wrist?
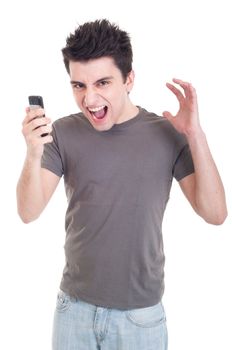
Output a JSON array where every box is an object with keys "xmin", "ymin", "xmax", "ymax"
[
  {"xmin": 185, "ymin": 128, "xmax": 208, "ymax": 153},
  {"xmin": 184, "ymin": 125, "xmax": 206, "ymax": 142},
  {"xmin": 25, "ymin": 151, "xmax": 42, "ymax": 164}
]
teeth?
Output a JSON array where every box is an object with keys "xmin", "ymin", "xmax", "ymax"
[{"xmin": 88, "ymin": 105, "xmax": 105, "ymax": 112}]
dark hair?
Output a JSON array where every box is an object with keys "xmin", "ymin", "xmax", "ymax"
[{"xmin": 62, "ymin": 19, "xmax": 133, "ymax": 82}]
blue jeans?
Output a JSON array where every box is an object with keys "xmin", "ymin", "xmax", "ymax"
[{"xmin": 52, "ymin": 290, "xmax": 168, "ymax": 350}]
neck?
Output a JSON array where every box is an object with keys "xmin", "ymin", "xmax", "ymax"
[{"xmin": 117, "ymin": 100, "xmax": 139, "ymax": 124}]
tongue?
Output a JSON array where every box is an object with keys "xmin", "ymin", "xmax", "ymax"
[{"xmin": 93, "ymin": 108, "xmax": 106, "ymax": 119}]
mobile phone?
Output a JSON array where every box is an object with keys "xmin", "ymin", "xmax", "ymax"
[
  {"xmin": 28, "ymin": 95, "xmax": 48, "ymax": 137},
  {"xmin": 28, "ymin": 95, "xmax": 44, "ymax": 109}
]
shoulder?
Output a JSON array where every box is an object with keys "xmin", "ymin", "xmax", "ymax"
[
  {"xmin": 140, "ymin": 107, "xmax": 173, "ymax": 130},
  {"xmin": 52, "ymin": 112, "xmax": 85, "ymax": 129},
  {"xmin": 140, "ymin": 107, "xmax": 180, "ymax": 134},
  {"xmin": 51, "ymin": 112, "xmax": 91, "ymax": 139},
  {"xmin": 140, "ymin": 107, "xmax": 188, "ymax": 148}
]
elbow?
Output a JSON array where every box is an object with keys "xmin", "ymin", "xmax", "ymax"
[
  {"xmin": 17, "ymin": 198, "xmax": 42, "ymax": 224},
  {"xmin": 20, "ymin": 216, "xmax": 34, "ymax": 224},
  {"xmin": 203, "ymin": 210, "xmax": 228, "ymax": 226},
  {"xmin": 18, "ymin": 214, "xmax": 38, "ymax": 224},
  {"xmin": 212, "ymin": 213, "xmax": 228, "ymax": 226},
  {"xmin": 17, "ymin": 208, "xmax": 40, "ymax": 224},
  {"xmin": 194, "ymin": 202, "xmax": 228, "ymax": 226}
]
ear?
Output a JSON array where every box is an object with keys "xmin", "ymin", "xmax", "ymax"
[{"xmin": 125, "ymin": 70, "xmax": 135, "ymax": 94}]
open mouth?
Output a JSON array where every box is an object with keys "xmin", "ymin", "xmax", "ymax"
[{"xmin": 88, "ymin": 105, "xmax": 108, "ymax": 121}]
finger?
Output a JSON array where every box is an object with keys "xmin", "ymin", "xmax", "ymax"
[
  {"xmin": 23, "ymin": 115, "xmax": 51, "ymax": 130},
  {"xmin": 32, "ymin": 124, "xmax": 53, "ymax": 138},
  {"xmin": 172, "ymin": 78, "xmax": 189, "ymax": 85},
  {"xmin": 22, "ymin": 117, "xmax": 52, "ymax": 137},
  {"xmin": 27, "ymin": 133, "xmax": 53, "ymax": 149},
  {"xmin": 162, "ymin": 111, "xmax": 174, "ymax": 120},
  {"xmin": 41, "ymin": 134, "xmax": 53, "ymax": 144},
  {"xmin": 166, "ymin": 83, "xmax": 185, "ymax": 104},
  {"xmin": 172, "ymin": 78, "xmax": 196, "ymax": 100},
  {"xmin": 23, "ymin": 108, "xmax": 46, "ymax": 125},
  {"xmin": 25, "ymin": 129, "xmax": 53, "ymax": 145}
]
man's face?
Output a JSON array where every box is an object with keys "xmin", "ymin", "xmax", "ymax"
[{"xmin": 69, "ymin": 57, "xmax": 135, "ymax": 131}]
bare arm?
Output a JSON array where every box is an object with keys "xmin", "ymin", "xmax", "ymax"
[
  {"xmin": 163, "ymin": 79, "xmax": 227, "ymax": 225},
  {"xmin": 179, "ymin": 131, "xmax": 227, "ymax": 225},
  {"xmin": 17, "ymin": 107, "xmax": 60, "ymax": 223}
]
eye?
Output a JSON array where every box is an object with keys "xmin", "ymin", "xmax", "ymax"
[
  {"xmin": 98, "ymin": 80, "xmax": 110, "ymax": 87},
  {"xmin": 72, "ymin": 82, "xmax": 85, "ymax": 90}
]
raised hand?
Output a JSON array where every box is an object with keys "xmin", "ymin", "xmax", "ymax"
[
  {"xmin": 22, "ymin": 107, "xmax": 53, "ymax": 159},
  {"xmin": 163, "ymin": 78, "xmax": 201, "ymax": 137}
]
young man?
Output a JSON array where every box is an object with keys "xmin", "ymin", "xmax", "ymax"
[{"xmin": 17, "ymin": 19, "xmax": 227, "ymax": 350}]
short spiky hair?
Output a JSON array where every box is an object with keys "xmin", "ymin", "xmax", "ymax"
[{"xmin": 62, "ymin": 19, "xmax": 133, "ymax": 81}]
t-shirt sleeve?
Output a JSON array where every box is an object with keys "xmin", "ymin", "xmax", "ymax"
[
  {"xmin": 41, "ymin": 124, "xmax": 64, "ymax": 177},
  {"xmin": 172, "ymin": 143, "xmax": 195, "ymax": 181}
]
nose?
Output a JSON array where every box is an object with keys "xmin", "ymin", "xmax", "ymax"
[{"xmin": 84, "ymin": 86, "xmax": 99, "ymax": 107}]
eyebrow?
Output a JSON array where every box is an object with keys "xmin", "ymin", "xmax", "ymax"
[{"xmin": 70, "ymin": 76, "xmax": 114, "ymax": 85}]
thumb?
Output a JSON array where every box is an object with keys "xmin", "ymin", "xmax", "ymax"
[{"xmin": 162, "ymin": 111, "xmax": 173, "ymax": 121}]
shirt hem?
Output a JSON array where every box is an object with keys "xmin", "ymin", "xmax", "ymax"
[{"xmin": 60, "ymin": 284, "xmax": 162, "ymax": 310}]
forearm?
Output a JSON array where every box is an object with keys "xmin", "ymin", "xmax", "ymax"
[
  {"xmin": 187, "ymin": 128, "xmax": 227, "ymax": 224},
  {"xmin": 17, "ymin": 106, "xmax": 54, "ymax": 223},
  {"xmin": 17, "ymin": 156, "xmax": 46, "ymax": 223}
]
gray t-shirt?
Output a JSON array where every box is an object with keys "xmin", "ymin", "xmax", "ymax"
[{"xmin": 41, "ymin": 107, "xmax": 194, "ymax": 309}]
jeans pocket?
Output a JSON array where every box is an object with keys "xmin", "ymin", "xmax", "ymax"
[
  {"xmin": 55, "ymin": 290, "xmax": 71, "ymax": 313},
  {"xmin": 126, "ymin": 302, "xmax": 166, "ymax": 328}
]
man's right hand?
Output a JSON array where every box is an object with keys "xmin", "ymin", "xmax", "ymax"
[
  {"xmin": 17, "ymin": 107, "xmax": 59, "ymax": 223},
  {"xmin": 22, "ymin": 107, "xmax": 53, "ymax": 159}
]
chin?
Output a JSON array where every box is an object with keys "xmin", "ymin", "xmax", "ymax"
[{"xmin": 88, "ymin": 115, "xmax": 114, "ymax": 132}]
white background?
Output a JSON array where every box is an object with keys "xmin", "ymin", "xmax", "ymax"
[{"xmin": 0, "ymin": 0, "xmax": 231, "ymax": 349}]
